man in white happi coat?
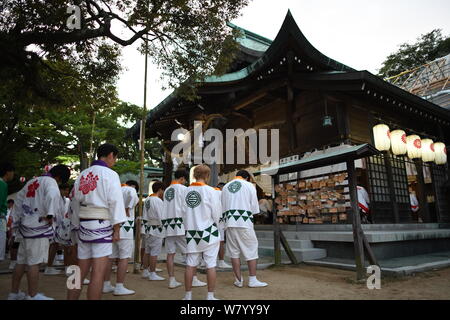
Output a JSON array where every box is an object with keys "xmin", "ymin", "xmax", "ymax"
[
  {"xmin": 8, "ymin": 165, "xmax": 71, "ymax": 300},
  {"xmin": 103, "ymin": 180, "xmax": 139, "ymax": 295},
  {"xmin": 182, "ymin": 165, "xmax": 221, "ymax": 300},
  {"xmin": 67, "ymin": 143, "xmax": 127, "ymax": 300},
  {"xmin": 142, "ymin": 181, "xmax": 166, "ymax": 281},
  {"xmin": 162, "ymin": 169, "xmax": 206, "ymax": 289},
  {"xmin": 214, "ymin": 182, "xmax": 231, "ymax": 269},
  {"xmin": 221, "ymin": 170, "xmax": 268, "ymax": 288}
]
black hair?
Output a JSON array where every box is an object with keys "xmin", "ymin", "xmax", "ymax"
[
  {"xmin": 126, "ymin": 180, "xmax": 139, "ymax": 193},
  {"xmin": 97, "ymin": 143, "xmax": 119, "ymax": 159},
  {"xmin": 152, "ymin": 181, "xmax": 164, "ymax": 193},
  {"xmin": 59, "ymin": 183, "xmax": 71, "ymax": 190},
  {"xmin": 0, "ymin": 162, "xmax": 15, "ymax": 177},
  {"xmin": 7, "ymin": 199, "xmax": 14, "ymax": 204},
  {"xmin": 174, "ymin": 169, "xmax": 189, "ymax": 181},
  {"xmin": 217, "ymin": 182, "xmax": 226, "ymax": 188},
  {"xmin": 49, "ymin": 165, "xmax": 71, "ymax": 184},
  {"xmin": 236, "ymin": 170, "xmax": 251, "ymax": 181}
]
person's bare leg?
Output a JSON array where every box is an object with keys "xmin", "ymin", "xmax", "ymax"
[
  {"xmin": 247, "ymin": 259, "xmax": 257, "ymax": 277},
  {"xmin": 104, "ymin": 259, "xmax": 114, "ymax": 282},
  {"xmin": 11, "ymin": 264, "xmax": 26, "ymax": 293},
  {"xmin": 63, "ymin": 246, "xmax": 69, "ymax": 266},
  {"xmin": 231, "ymin": 258, "xmax": 242, "ymax": 280},
  {"xmin": 142, "ymin": 253, "xmax": 150, "ymax": 270},
  {"xmin": 68, "ymin": 245, "xmax": 78, "ymax": 266},
  {"xmin": 26, "ymin": 264, "xmax": 40, "ymax": 297},
  {"xmin": 206, "ymin": 267, "xmax": 216, "ymax": 293},
  {"xmin": 87, "ymin": 256, "xmax": 109, "ymax": 300},
  {"xmin": 149, "ymin": 255, "xmax": 158, "ymax": 272},
  {"xmin": 218, "ymin": 242, "xmax": 225, "ymax": 260},
  {"xmin": 116, "ymin": 258, "xmax": 128, "ymax": 284},
  {"xmin": 140, "ymin": 248, "xmax": 145, "ymax": 266},
  {"xmin": 167, "ymin": 253, "xmax": 175, "ymax": 277},
  {"xmin": 67, "ymin": 258, "xmax": 91, "ymax": 300},
  {"xmin": 47, "ymin": 242, "xmax": 58, "ymax": 267},
  {"xmin": 184, "ymin": 266, "xmax": 196, "ymax": 292}
]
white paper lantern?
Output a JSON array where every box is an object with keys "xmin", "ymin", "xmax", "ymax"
[
  {"xmin": 390, "ymin": 130, "xmax": 407, "ymax": 155},
  {"xmin": 406, "ymin": 135, "xmax": 422, "ymax": 159},
  {"xmin": 373, "ymin": 124, "xmax": 391, "ymax": 151},
  {"xmin": 421, "ymin": 139, "xmax": 435, "ymax": 162},
  {"xmin": 434, "ymin": 142, "xmax": 447, "ymax": 165}
]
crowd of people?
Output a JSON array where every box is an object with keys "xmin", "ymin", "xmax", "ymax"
[{"xmin": 1, "ymin": 143, "xmax": 268, "ymax": 300}]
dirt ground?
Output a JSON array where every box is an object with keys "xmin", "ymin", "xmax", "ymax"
[{"xmin": 1, "ymin": 263, "xmax": 450, "ymax": 300}]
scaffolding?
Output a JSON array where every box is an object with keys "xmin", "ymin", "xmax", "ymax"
[{"xmin": 385, "ymin": 54, "xmax": 450, "ymax": 109}]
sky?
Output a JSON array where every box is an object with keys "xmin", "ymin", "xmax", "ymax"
[{"xmin": 116, "ymin": 0, "xmax": 450, "ymax": 117}]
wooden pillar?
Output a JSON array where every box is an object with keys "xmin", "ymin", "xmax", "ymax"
[
  {"xmin": 347, "ymin": 160, "xmax": 366, "ymax": 280},
  {"xmin": 383, "ymin": 152, "xmax": 400, "ymax": 223},
  {"xmin": 273, "ymin": 176, "xmax": 282, "ymax": 265},
  {"xmin": 414, "ymin": 159, "xmax": 431, "ymax": 222}
]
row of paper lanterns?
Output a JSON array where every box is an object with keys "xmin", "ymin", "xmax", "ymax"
[{"xmin": 373, "ymin": 124, "xmax": 447, "ymax": 165}]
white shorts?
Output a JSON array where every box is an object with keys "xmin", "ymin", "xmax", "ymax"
[
  {"xmin": 226, "ymin": 227, "xmax": 259, "ymax": 261},
  {"xmin": 17, "ymin": 237, "xmax": 49, "ymax": 266},
  {"xmin": 186, "ymin": 243, "xmax": 220, "ymax": 269},
  {"xmin": 219, "ymin": 227, "xmax": 225, "ymax": 242},
  {"xmin": 78, "ymin": 241, "xmax": 112, "ymax": 260},
  {"xmin": 140, "ymin": 234, "xmax": 147, "ymax": 249},
  {"xmin": 110, "ymin": 239, "xmax": 134, "ymax": 259},
  {"xmin": 145, "ymin": 235, "xmax": 163, "ymax": 256},
  {"xmin": 165, "ymin": 236, "xmax": 187, "ymax": 254}
]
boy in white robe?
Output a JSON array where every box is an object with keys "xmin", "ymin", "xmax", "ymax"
[
  {"xmin": 44, "ymin": 184, "xmax": 71, "ymax": 275},
  {"xmin": 182, "ymin": 165, "xmax": 221, "ymax": 300},
  {"xmin": 162, "ymin": 169, "xmax": 206, "ymax": 289},
  {"xmin": 221, "ymin": 170, "xmax": 268, "ymax": 288},
  {"xmin": 8, "ymin": 165, "xmax": 71, "ymax": 300},
  {"xmin": 143, "ymin": 181, "xmax": 165, "ymax": 281},
  {"xmin": 67, "ymin": 143, "xmax": 127, "ymax": 300},
  {"xmin": 103, "ymin": 180, "xmax": 139, "ymax": 295}
]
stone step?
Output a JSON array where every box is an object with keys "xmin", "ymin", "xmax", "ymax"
[
  {"xmin": 257, "ymin": 229, "xmax": 450, "ymax": 243},
  {"xmin": 258, "ymin": 246, "xmax": 327, "ymax": 262},
  {"xmin": 255, "ymin": 223, "xmax": 450, "ymax": 232},
  {"xmin": 258, "ymin": 238, "xmax": 314, "ymax": 249}
]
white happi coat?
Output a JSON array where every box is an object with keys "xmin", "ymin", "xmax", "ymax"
[
  {"xmin": 71, "ymin": 162, "xmax": 127, "ymax": 243},
  {"xmin": 54, "ymin": 197, "xmax": 72, "ymax": 245},
  {"xmin": 143, "ymin": 195, "xmax": 164, "ymax": 238},
  {"xmin": 213, "ymin": 188, "xmax": 225, "ymax": 235},
  {"xmin": 182, "ymin": 183, "xmax": 221, "ymax": 253},
  {"xmin": 11, "ymin": 176, "xmax": 61, "ymax": 239},
  {"xmin": 162, "ymin": 182, "xmax": 186, "ymax": 237},
  {"xmin": 221, "ymin": 177, "xmax": 260, "ymax": 229},
  {"xmin": 121, "ymin": 185, "xmax": 139, "ymax": 240},
  {"xmin": 357, "ymin": 186, "xmax": 370, "ymax": 214}
]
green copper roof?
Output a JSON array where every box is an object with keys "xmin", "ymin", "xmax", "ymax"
[{"xmin": 227, "ymin": 22, "xmax": 273, "ymax": 52}]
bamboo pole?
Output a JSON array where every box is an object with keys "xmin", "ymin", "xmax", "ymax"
[{"xmin": 134, "ymin": 33, "xmax": 149, "ymax": 274}]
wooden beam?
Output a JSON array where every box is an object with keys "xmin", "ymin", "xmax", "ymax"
[
  {"xmin": 233, "ymin": 92, "xmax": 268, "ymax": 110},
  {"xmin": 347, "ymin": 159, "xmax": 366, "ymax": 280},
  {"xmin": 280, "ymin": 231, "xmax": 298, "ymax": 264}
]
